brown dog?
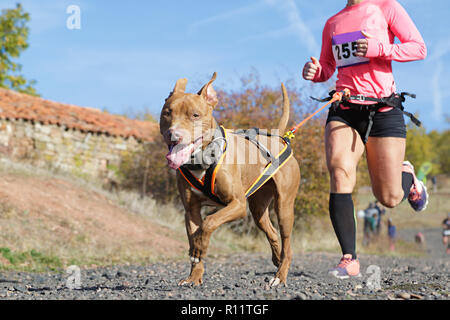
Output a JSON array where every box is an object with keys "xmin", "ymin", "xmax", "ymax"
[{"xmin": 159, "ymin": 73, "xmax": 300, "ymax": 286}]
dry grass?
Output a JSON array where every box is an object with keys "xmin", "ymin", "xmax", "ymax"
[
  {"xmin": 358, "ymin": 236, "xmax": 426, "ymax": 257},
  {"xmin": 0, "ymin": 158, "xmax": 447, "ymax": 272},
  {"xmin": 0, "ymin": 159, "xmax": 189, "ymax": 271}
]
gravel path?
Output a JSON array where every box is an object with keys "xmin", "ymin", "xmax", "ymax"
[{"xmin": 0, "ymin": 239, "xmax": 448, "ymax": 300}]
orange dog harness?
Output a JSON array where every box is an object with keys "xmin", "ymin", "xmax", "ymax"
[{"xmin": 178, "ymin": 126, "xmax": 293, "ymax": 206}]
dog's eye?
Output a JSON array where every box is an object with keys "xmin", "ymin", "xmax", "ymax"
[
  {"xmin": 162, "ymin": 109, "xmax": 171, "ymax": 117},
  {"xmin": 192, "ymin": 113, "xmax": 200, "ymax": 120}
]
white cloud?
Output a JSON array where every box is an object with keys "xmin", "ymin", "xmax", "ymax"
[
  {"xmin": 427, "ymin": 38, "xmax": 450, "ymax": 120},
  {"xmin": 238, "ymin": 25, "xmax": 295, "ymax": 43},
  {"xmin": 428, "ymin": 39, "xmax": 450, "ymax": 62},
  {"xmin": 263, "ymin": 0, "xmax": 319, "ymax": 54},
  {"xmin": 188, "ymin": 2, "xmax": 264, "ymax": 35},
  {"xmin": 38, "ymin": 47, "xmax": 223, "ymax": 92},
  {"xmin": 431, "ymin": 61, "xmax": 443, "ymax": 120},
  {"xmin": 187, "ymin": 0, "xmax": 320, "ymax": 55}
]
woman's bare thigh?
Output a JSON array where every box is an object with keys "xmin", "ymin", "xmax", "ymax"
[{"xmin": 325, "ymin": 121, "xmax": 365, "ymax": 193}]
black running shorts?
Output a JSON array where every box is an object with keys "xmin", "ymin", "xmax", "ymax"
[{"xmin": 326, "ymin": 104, "xmax": 407, "ymax": 143}]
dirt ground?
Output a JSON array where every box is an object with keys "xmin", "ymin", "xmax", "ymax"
[{"xmin": 0, "ymin": 172, "xmax": 187, "ymax": 267}]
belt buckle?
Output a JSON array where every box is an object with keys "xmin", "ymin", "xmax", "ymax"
[{"xmin": 355, "ymin": 94, "xmax": 365, "ymax": 102}]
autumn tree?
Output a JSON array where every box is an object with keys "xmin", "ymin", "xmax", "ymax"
[
  {"xmin": 119, "ymin": 136, "xmax": 179, "ymax": 204},
  {"xmin": 118, "ymin": 114, "xmax": 178, "ymax": 204},
  {"xmin": 214, "ymin": 74, "xmax": 331, "ymax": 230}
]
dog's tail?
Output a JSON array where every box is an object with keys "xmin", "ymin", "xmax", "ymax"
[{"xmin": 277, "ymin": 83, "xmax": 290, "ymax": 133}]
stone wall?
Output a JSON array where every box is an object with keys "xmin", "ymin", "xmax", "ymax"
[{"xmin": 0, "ymin": 117, "xmax": 146, "ymax": 181}]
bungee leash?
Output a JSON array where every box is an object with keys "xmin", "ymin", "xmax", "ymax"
[{"xmin": 284, "ymin": 88, "xmax": 350, "ymax": 140}]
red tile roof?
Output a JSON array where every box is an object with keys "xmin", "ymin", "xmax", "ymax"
[{"xmin": 0, "ymin": 88, "xmax": 158, "ymax": 142}]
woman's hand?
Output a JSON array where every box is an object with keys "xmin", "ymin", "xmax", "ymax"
[
  {"xmin": 302, "ymin": 57, "xmax": 320, "ymax": 81},
  {"xmin": 355, "ymin": 30, "xmax": 373, "ymax": 57},
  {"xmin": 355, "ymin": 39, "xmax": 369, "ymax": 57}
]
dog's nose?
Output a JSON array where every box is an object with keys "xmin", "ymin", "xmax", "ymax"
[{"xmin": 168, "ymin": 129, "xmax": 182, "ymax": 143}]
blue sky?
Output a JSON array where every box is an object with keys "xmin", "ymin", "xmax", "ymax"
[{"xmin": 3, "ymin": 0, "xmax": 449, "ymax": 131}]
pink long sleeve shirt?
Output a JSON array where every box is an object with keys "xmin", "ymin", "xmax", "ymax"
[{"xmin": 313, "ymin": 0, "xmax": 427, "ymax": 104}]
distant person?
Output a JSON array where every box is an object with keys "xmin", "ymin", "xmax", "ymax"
[
  {"xmin": 431, "ymin": 176, "xmax": 437, "ymax": 193},
  {"xmin": 387, "ymin": 218, "xmax": 396, "ymax": 251},
  {"xmin": 374, "ymin": 200, "xmax": 386, "ymax": 236},
  {"xmin": 415, "ymin": 232, "xmax": 425, "ymax": 246},
  {"xmin": 442, "ymin": 214, "xmax": 450, "ymax": 254},
  {"xmin": 363, "ymin": 203, "xmax": 378, "ymax": 246}
]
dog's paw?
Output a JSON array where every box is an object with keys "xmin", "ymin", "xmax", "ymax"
[
  {"xmin": 178, "ymin": 277, "xmax": 202, "ymax": 286},
  {"xmin": 269, "ymin": 277, "xmax": 280, "ymax": 287},
  {"xmin": 178, "ymin": 279, "xmax": 192, "ymax": 286},
  {"xmin": 268, "ymin": 277, "xmax": 287, "ymax": 287},
  {"xmin": 178, "ymin": 259, "xmax": 204, "ymax": 286}
]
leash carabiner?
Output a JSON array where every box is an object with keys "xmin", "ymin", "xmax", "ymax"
[{"xmin": 284, "ymin": 88, "xmax": 350, "ymax": 139}]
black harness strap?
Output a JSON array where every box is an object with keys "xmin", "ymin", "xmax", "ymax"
[
  {"xmin": 179, "ymin": 167, "xmax": 227, "ymax": 206},
  {"xmin": 365, "ymin": 110, "xmax": 377, "ymax": 143},
  {"xmin": 233, "ymin": 128, "xmax": 278, "ymax": 163},
  {"xmin": 244, "ymin": 137, "xmax": 292, "ymax": 198},
  {"xmin": 312, "ymin": 90, "xmax": 421, "ymax": 143},
  {"xmin": 232, "ymin": 128, "xmax": 293, "ymax": 198}
]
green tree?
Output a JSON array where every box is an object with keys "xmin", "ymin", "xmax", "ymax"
[
  {"xmin": 437, "ymin": 130, "xmax": 450, "ymax": 174},
  {"xmin": 405, "ymin": 123, "xmax": 435, "ymax": 174},
  {"xmin": 429, "ymin": 129, "xmax": 450, "ymax": 175},
  {"xmin": 0, "ymin": 3, "xmax": 38, "ymax": 96}
]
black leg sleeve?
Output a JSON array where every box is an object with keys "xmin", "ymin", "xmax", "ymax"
[
  {"xmin": 402, "ymin": 172, "xmax": 414, "ymax": 201},
  {"xmin": 329, "ymin": 193, "xmax": 357, "ymax": 259}
]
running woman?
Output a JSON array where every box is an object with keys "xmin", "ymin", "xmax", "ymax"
[{"xmin": 302, "ymin": 0, "xmax": 428, "ymax": 279}]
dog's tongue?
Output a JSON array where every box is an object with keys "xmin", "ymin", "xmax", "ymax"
[{"xmin": 166, "ymin": 143, "xmax": 194, "ymax": 170}]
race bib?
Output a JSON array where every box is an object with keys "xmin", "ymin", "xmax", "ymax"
[{"xmin": 332, "ymin": 31, "xmax": 370, "ymax": 68}]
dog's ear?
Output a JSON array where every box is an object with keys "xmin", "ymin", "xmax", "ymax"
[
  {"xmin": 166, "ymin": 78, "xmax": 188, "ymax": 101},
  {"xmin": 173, "ymin": 78, "xmax": 188, "ymax": 93},
  {"xmin": 198, "ymin": 72, "xmax": 218, "ymax": 108}
]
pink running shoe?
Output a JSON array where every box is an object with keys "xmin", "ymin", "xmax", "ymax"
[
  {"xmin": 328, "ymin": 254, "xmax": 361, "ymax": 279},
  {"xmin": 402, "ymin": 161, "xmax": 429, "ymax": 212}
]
